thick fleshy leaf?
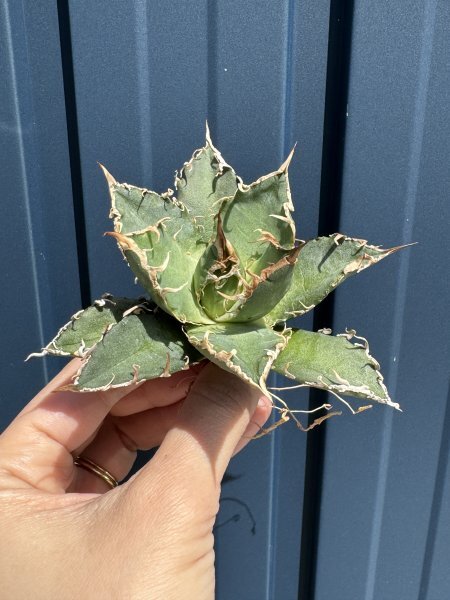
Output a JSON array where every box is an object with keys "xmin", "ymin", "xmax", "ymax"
[
  {"xmin": 184, "ymin": 322, "xmax": 289, "ymax": 395},
  {"xmin": 103, "ymin": 164, "xmax": 213, "ymax": 323},
  {"xmin": 27, "ymin": 295, "xmax": 145, "ymax": 359},
  {"xmin": 107, "ymin": 209, "xmax": 213, "ymax": 324},
  {"xmin": 224, "ymin": 246, "xmax": 301, "ymax": 322},
  {"xmin": 194, "ymin": 213, "xmax": 301, "ymax": 322},
  {"xmin": 71, "ymin": 311, "xmax": 202, "ymax": 391},
  {"xmin": 192, "ymin": 214, "xmax": 246, "ymax": 320},
  {"xmin": 101, "ymin": 167, "xmax": 177, "ymax": 236},
  {"xmin": 272, "ymin": 328, "xmax": 399, "ymax": 408},
  {"xmin": 221, "ymin": 149, "xmax": 296, "ymax": 275},
  {"xmin": 174, "ymin": 125, "xmax": 240, "ymax": 244},
  {"xmin": 265, "ymin": 235, "xmax": 406, "ymax": 326}
]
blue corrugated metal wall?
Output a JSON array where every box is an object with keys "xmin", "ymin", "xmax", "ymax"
[{"xmin": 1, "ymin": 1, "xmax": 449, "ymax": 598}]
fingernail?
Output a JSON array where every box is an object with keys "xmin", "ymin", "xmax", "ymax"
[{"xmin": 258, "ymin": 396, "xmax": 269, "ymax": 407}]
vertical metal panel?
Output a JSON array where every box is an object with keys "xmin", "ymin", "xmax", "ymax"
[
  {"xmin": 271, "ymin": 6, "xmax": 331, "ymax": 598},
  {"xmin": 314, "ymin": 2, "xmax": 450, "ymax": 599},
  {"xmin": 202, "ymin": 0, "xmax": 292, "ymax": 591},
  {"xmin": 67, "ymin": 0, "xmax": 210, "ymax": 299},
  {"xmin": 67, "ymin": 3, "xmax": 273, "ymax": 598},
  {"xmin": 0, "ymin": 0, "xmax": 80, "ymax": 430},
  {"xmin": 66, "ymin": 2, "xmax": 330, "ymax": 599},
  {"xmin": 208, "ymin": 2, "xmax": 330, "ymax": 599}
]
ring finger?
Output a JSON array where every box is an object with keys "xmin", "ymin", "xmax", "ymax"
[
  {"xmin": 69, "ymin": 396, "xmax": 272, "ymax": 494},
  {"xmin": 68, "ymin": 402, "xmax": 182, "ymax": 493}
]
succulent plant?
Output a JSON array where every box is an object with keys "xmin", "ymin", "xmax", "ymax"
[{"xmin": 30, "ymin": 126, "xmax": 407, "ymax": 431}]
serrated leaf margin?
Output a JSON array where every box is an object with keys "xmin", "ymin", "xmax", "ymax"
[
  {"xmin": 185, "ymin": 324, "xmax": 291, "ymax": 397},
  {"xmin": 278, "ymin": 327, "xmax": 400, "ymax": 409}
]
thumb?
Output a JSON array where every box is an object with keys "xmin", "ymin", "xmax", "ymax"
[{"xmin": 133, "ymin": 363, "xmax": 265, "ymax": 499}]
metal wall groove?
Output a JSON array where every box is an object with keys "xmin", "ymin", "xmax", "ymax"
[
  {"xmin": 299, "ymin": 1, "xmax": 355, "ymax": 596},
  {"xmin": 57, "ymin": 0, "xmax": 92, "ymax": 307}
]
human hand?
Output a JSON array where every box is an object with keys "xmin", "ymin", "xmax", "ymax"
[{"xmin": 0, "ymin": 360, "xmax": 271, "ymax": 599}]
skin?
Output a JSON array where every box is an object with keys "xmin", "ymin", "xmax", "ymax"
[{"xmin": 0, "ymin": 360, "xmax": 271, "ymax": 600}]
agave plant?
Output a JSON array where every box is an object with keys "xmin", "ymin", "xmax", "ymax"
[{"xmin": 30, "ymin": 126, "xmax": 406, "ymax": 431}]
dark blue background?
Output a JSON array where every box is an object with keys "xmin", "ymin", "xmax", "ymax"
[{"xmin": 1, "ymin": 1, "xmax": 449, "ymax": 598}]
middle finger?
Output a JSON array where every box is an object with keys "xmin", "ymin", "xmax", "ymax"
[{"xmin": 109, "ymin": 366, "xmax": 202, "ymax": 417}]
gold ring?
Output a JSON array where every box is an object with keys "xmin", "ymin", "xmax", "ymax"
[{"xmin": 73, "ymin": 456, "xmax": 119, "ymax": 489}]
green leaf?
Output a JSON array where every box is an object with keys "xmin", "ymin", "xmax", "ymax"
[
  {"xmin": 192, "ymin": 214, "xmax": 247, "ymax": 321},
  {"xmin": 193, "ymin": 209, "xmax": 301, "ymax": 323},
  {"xmin": 265, "ymin": 235, "xmax": 405, "ymax": 326},
  {"xmin": 109, "ymin": 228, "xmax": 213, "ymax": 325},
  {"xmin": 175, "ymin": 125, "xmax": 240, "ymax": 244},
  {"xmin": 72, "ymin": 311, "xmax": 202, "ymax": 391},
  {"xmin": 27, "ymin": 295, "xmax": 145, "ymax": 358},
  {"xmin": 221, "ymin": 149, "xmax": 296, "ymax": 275},
  {"xmin": 105, "ymin": 175, "xmax": 203, "ymax": 256},
  {"xmin": 101, "ymin": 167, "xmax": 177, "ymax": 236},
  {"xmin": 184, "ymin": 322, "xmax": 289, "ymax": 395},
  {"xmin": 272, "ymin": 328, "xmax": 399, "ymax": 408},
  {"xmin": 102, "ymin": 164, "xmax": 214, "ymax": 323},
  {"xmin": 224, "ymin": 246, "xmax": 301, "ymax": 322}
]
